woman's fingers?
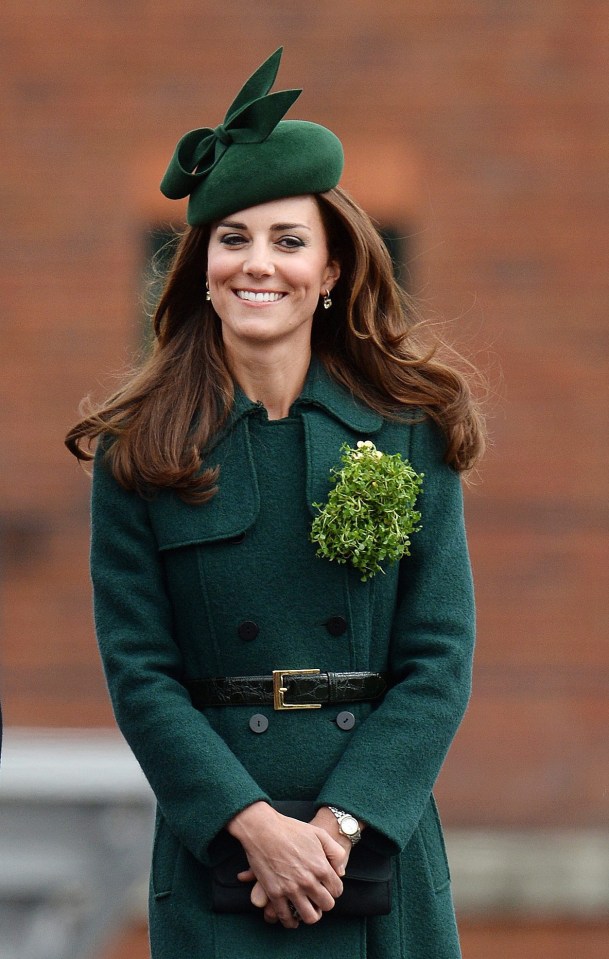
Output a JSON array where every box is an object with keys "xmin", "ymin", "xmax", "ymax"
[
  {"xmin": 265, "ymin": 899, "xmax": 300, "ymax": 927},
  {"xmin": 250, "ymin": 880, "xmax": 269, "ymax": 909},
  {"xmin": 250, "ymin": 877, "xmax": 328, "ymax": 927},
  {"xmin": 289, "ymin": 887, "xmax": 332, "ymax": 923},
  {"xmin": 246, "ymin": 878, "xmax": 304, "ymax": 928},
  {"xmin": 314, "ymin": 827, "xmax": 349, "ymax": 889},
  {"xmin": 243, "ymin": 868, "xmax": 326, "ymax": 927}
]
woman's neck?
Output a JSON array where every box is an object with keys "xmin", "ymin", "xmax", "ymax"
[{"xmin": 227, "ymin": 342, "xmax": 312, "ymax": 420}]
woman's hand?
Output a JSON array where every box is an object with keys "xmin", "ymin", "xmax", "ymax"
[
  {"xmin": 227, "ymin": 802, "xmax": 348, "ymax": 928},
  {"xmin": 242, "ymin": 807, "xmax": 359, "ymax": 925}
]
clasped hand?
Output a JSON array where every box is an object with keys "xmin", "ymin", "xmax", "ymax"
[{"xmin": 227, "ymin": 802, "xmax": 352, "ymax": 929}]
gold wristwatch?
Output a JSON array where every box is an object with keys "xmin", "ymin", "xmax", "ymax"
[{"xmin": 328, "ymin": 806, "xmax": 361, "ymax": 844}]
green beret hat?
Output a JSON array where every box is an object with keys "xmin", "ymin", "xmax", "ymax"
[{"xmin": 160, "ymin": 48, "xmax": 344, "ymax": 226}]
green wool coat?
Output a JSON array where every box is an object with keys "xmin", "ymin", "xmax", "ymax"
[{"xmin": 90, "ymin": 359, "xmax": 475, "ymax": 959}]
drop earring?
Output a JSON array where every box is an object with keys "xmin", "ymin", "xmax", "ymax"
[
  {"xmin": 205, "ymin": 279, "xmax": 211, "ymax": 302},
  {"xmin": 323, "ymin": 290, "xmax": 332, "ymax": 310}
]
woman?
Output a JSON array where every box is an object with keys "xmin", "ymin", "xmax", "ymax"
[{"xmin": 67, "ymin": 48, "xmax": 484, "ymax": 959}]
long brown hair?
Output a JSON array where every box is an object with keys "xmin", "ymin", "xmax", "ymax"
[{"xmin": 65, "ymin": 186, "xmax": 485, "ymax": 502}]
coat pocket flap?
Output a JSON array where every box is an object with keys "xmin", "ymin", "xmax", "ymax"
[{"xmin": 149, "ymin": 424, "xmax": 260, "ymax": 550}]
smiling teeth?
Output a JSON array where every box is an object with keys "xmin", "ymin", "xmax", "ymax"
[{"xmin": 236, "ymin": 290, "xmax": 284, "ymax": 302}]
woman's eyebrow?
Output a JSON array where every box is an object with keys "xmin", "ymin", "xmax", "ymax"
[
  {"xmin": 217, "ymin": 220, "xmax": 248, "ymax": 230},
  {"xmin": 216, "ymin": 221, "xmax": 312, "ymax": 235},
  {"xmin": 216, "ymin": 221, "xmax": 311, "ymax": 231},
  {"xmin": 271, "ymin": 222, "xmax": 311, "ymax": 231}
]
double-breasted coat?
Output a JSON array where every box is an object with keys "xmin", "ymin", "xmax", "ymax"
[{"xmin": 90, "ymin": 358, "xmax": 475, "ymax": 959}]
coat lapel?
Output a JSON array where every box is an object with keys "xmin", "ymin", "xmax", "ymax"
[{"xmin": 294, "ymin": 359, "xmax": 383, "ymax": 515}]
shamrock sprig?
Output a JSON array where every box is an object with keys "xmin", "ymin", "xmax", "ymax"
[{"xmin": 310, "ymin": 441, "xmax": 424, "ymax": 582}]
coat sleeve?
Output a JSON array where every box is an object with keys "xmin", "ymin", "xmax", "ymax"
[
  {"xmin": 316, "ymin": 418, "xmax": 475, "ymax": 854},
  {"xmin": 90, "ymin": 447, "xmax": 270, "ymax": 865}
]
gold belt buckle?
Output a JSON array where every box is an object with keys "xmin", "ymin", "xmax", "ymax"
[{"xmin": 272, "ymin": 669, "xmax": 322, "ymax": 710}]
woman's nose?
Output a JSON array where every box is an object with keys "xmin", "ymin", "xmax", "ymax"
[{"xmin": 243, "ymin": 241, "xmax": 275, "ymax": 277}]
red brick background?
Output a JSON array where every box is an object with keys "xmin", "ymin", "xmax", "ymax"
[{"xmin": 1, "ymin": 2, "xmax": 608, "ymax": 955}]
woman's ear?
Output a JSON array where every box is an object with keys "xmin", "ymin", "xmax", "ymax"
[{"xmin": 324, "ymin": 259, "xmax": 341, "ymax": 293}]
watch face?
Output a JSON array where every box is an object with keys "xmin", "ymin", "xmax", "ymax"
[{"xmin": 341, "ymin": 815, "xmax": 358, "ymax": 836}]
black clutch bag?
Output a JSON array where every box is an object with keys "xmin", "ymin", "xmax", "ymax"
[{"xmin": 211, "ymin": 800, "xmax": 392, "ymax": 917}]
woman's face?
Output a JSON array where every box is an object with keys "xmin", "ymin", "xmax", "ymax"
[{"xmin": 206, "ymin": 195, "xmax": 340, "ymax": 357}]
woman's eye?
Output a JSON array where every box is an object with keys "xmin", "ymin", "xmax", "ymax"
[
  {"xmin": 219, "ymin": 234, "xmax": 246, "ymax": 246},
  {"xmin": 278, "ymin": 236, "xmax": 304, "ymax": 249}
]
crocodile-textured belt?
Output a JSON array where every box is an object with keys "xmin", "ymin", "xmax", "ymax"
[{"xmin": 186, "ymin": 669, "xmax": 388, "ymax": 711}]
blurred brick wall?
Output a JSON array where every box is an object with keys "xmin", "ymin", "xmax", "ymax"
[{"xmin": 1, "ymin": 2, "xmax": 607, "ymax": 955}]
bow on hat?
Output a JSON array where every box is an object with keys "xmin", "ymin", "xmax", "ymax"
[{"xmin": 160, "ymin": 48, "xmax": 301, "ymax": 200}]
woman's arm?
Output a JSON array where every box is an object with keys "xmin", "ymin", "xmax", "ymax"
[
  {"xmin": 316, "ymin": 417, "xmax": 476, "ymax": 853},
  {"xmin": 90, "ymin": 446, "xmax": 270, "ymax": 865}
]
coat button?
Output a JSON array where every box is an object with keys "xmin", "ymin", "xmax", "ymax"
[
  {"xmin": 238, "ymin": 620, "xmax": 259, "ymax": 641},
  {"xmin": 325, "ymin": 616, "xmax": 348, "ymax": 637},
  {"xmin": 249, "ymin": 714, "xmax": 268, "ymax": 734},
  {"xmin": 336, "ymin": 711, "xmax": 355, "ymax": 731},
  {"xmin": 226, "ymin": 532, "xmax": 246, "ymax": 545}
]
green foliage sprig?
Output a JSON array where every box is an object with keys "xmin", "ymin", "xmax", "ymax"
[{"xmin": 311, "ymin": 441, "xmax": 424, "ymax": 582}]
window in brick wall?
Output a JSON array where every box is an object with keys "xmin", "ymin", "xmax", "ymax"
[
  {"xmin": 377, "ymin": 225, "xmax": 412, "ymax": 293},
  {"xmin": 141, "ymin": 226, "xmax": 181, "ymax": 344}
]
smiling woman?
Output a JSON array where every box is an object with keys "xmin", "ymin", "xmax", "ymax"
[{"xmin": 65, "ymin": 47, "xmax": 484, "ymax": 959}]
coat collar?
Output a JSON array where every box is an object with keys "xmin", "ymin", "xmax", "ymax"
[
  {"xmin": 225, "ymin": 354, "xmax": 383, "ymax": 433},
  {"xmin": 294, "ymin": 357, "xmax": 383, "ymax": 433}
]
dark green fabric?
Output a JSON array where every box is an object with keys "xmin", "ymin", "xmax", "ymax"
[
  {"xmin": 90, "ymin": 360, "xmax": 474, "ymax": 958},
  {"xmin": 160, "ymin": 48, "xmax": 344, "ymax": 225}
]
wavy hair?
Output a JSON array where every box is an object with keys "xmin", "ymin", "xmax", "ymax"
[{"xmin": 66, "ymin": 187, "xmax": 485, "ymax": 502}]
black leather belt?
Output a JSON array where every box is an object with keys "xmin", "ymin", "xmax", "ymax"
[{"xmin": 186, "ymin": 669, "xmax": 388, "ymax": 711}]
